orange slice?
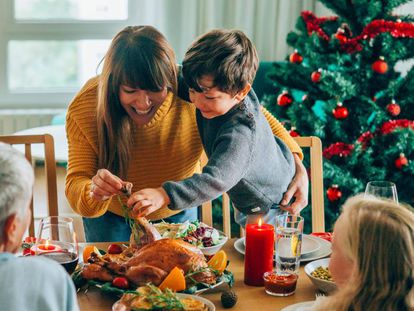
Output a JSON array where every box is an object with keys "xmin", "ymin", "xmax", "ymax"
[
  {"xmin": 82, "ymin": 245, "xmax": 101, "ymax": 263},
  {"xmin": 207, "ymin": 250, "xmax": 228, "ymax": 274},
  {"xmin": 158, "ymin": 266, "xmax": 186, "ymax": 291}
]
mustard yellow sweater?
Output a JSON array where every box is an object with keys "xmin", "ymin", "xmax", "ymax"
[{"xmin": 65, "ymin": 77, "xmax": 302, "ymax": 220}]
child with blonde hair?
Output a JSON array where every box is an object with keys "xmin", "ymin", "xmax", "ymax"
[{"xmin": 312, "ymin": 195, "xmax": 414, "ymax": 311}]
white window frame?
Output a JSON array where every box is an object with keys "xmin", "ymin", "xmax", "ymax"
[{"xmin": 0, "ymin": 0, "xmax": 144, "ymax": 109}]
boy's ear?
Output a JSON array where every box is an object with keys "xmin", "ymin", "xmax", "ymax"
[{"xmin": 234, "ymin": 83, "xmax": 252, "ymax": 102}]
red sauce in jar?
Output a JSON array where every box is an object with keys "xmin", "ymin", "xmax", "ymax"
[{"xmin": 263, "ymin": 271, "xmax": 298, "ymax": 296}]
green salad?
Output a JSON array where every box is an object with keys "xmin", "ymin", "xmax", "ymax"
[{"xmin": 154, "ymin": 220, "xmax": 225, "ymax": 248}]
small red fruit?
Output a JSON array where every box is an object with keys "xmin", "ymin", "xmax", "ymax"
[
  {"xmin": 112, "ymin": 277, "xmax": 129, "ymax": 289},
  {"xmin": 107, "ymin": 244, "xmax": 123, "ymax": 254},
  {"xmin": 24, "ymin": 236, "xmax": 37, "ymax": 243}
]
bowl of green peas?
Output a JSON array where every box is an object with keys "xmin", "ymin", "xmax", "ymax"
[{"xmin": 304, "ymin": 258, "xmax": 337, "ymax": 294}]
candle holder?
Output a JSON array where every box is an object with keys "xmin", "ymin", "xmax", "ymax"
[{"xmin": 244, "ymin": 217, "xmax": 274, "ymax": 286}]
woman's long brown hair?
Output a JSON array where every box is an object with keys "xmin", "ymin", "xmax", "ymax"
[{"xmin": 97, "ymin": 26, "xmax": 177, "ymax": 178}]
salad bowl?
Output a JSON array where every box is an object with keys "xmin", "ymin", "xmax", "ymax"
[{"xmin": 154, "ymin": 220, "xmax": 228, "ymax": 255}]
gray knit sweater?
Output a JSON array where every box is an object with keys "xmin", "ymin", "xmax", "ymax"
[{"xmin": 162, "ymin": 90, "xmax": 295, "ymax": 215}]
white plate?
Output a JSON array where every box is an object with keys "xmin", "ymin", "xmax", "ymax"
[
  {"xmin": 234, "ymin": 236, "xmax": 331, "ymax": 262},
  {"xmin": 281, "ymin": 301, "xmax": 314, "ymax": 311},
  {"xmin": 195, "ymin": 279, "xmax": 225, "ymax": 294},
  {"xmin": 301, "ymin": 235, "xmax": 321, "ymax": 257},
  {"xmin": 300, "ymin": 237, "xmax": 331, "ymax": 262},
  {"xmin": 112, "ymin": 293, "xmax": 216, "ymax": 311},
  {"xmin": 241, "ymin": 235, "xmax": 320, "ymax": 257}
]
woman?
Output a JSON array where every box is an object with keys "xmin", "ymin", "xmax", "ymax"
[
  {"xmin": 313, "ymin": 195, "xmax": 414, "ymax": 310},
  {"xmin": 65, "ymin": 25, "xmax": 307, "ymax": 242}
]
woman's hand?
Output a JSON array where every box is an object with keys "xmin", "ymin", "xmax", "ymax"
[
  {"xmin": 127, "ymin": 187, "xmax": 171, "ymax": 217},
  {"xmin": 90, "ymin": 169, "xmax": 130, "ymax": 201},
  {"xmin": 280, "ymin": 154, "xmax": 309, "ymax": 215}
]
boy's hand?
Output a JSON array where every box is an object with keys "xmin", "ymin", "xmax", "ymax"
[
  {"xmin": 280, "ymin": 154, "xmax": 309, "ymax": 215},
  {"xmin": 127, "ymin": 187, "xmax": 171, "ymax": 217}
]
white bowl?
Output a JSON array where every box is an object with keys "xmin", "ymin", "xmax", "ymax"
[
  {"xmin": 304, "ymin": 258, "xmax": 337, "ymax": 294},
  {"xmin": 199, "ymin": 235, "xmax": 228, "ymax": 256}
]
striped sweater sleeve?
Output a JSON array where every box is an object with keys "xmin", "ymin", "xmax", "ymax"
[
  {"xmin": 260, "ymin": 106, "xmax": 304, "ymax": 160},
  {"xmin": 65, "ymin": 81, "xmax": 112, "ymax": 218}
]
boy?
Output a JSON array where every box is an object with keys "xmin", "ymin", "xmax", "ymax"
[
  {"xmin": 128, "ymin": 29, "xmax": 296, "ymax": 226},
  {"xmin": 0, "ymin": 143, "xmax": 79, "ymax": 311}
]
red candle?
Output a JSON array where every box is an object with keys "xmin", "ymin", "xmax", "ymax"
[
  {"xmin": 244, "ymin": 218, "xmax": 275, "ymax": 286},
  {"xmin": 30, "ymin": 241, "xmax": 62, "ymax": 255}
]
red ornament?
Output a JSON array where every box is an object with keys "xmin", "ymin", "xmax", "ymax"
[
  {"xmin": 289, "ymin": 127, "xmax": 300, "ymax": 137},
  {"xmin": 335, "ymin": 28, "xmax": 348, "ymax": 44},
  {"xmin": 289, "ymin": 50, "xmax": 303, "ymax": 64},
  {"xmin": 395, "ymin": 153, "xmax": 408, "ymax": 169},
  {"xmin": 386, "ymin": 100, "xmax": 401, "ymax": 116},
  {"xmin": 327, "ymin": 185, "xmax": 342, "ymax": 202},
  {"xmin": 372, "ymin": 57, "xmax": 388, "ymax": 74},
  {"xmin": 311, "ymin": 69, "xmax": 322, "ymax": 83},
  {"xmin": 277, "ymin": 91, "xmax": 293, "ymax": 107},
  {"xmin": 332, "ymin": 102, "xmax": 349, "ymax": 119}
]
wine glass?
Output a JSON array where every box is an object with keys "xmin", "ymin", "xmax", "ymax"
[
  {"xmin": 34, "ymin": 216, "xmax": 79, "ymax": 274},
  {"xmin": 364, "ymin": 181, "xmax": 398, "ymax": 203}
]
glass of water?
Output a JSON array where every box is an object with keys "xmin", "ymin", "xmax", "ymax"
[
  {"xmin": 275, "ymin": 214, "xmax": 304, "ymax": 275},
  {"xmin": 364, "ymin": 181, "xmax": 398, "ymax": 203}
]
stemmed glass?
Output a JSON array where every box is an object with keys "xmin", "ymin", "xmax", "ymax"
[
  {"xmin": 34, "ymin": 216, "xmax": 79, "ymax": 274},
  {"xmin": 364, "ymin": 181, "xmax": 398, "ymax": 203}
]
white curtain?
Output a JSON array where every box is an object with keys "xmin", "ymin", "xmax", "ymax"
[{"xmin": 129, "ymin": 0, "xmax": 322, "ymax": 62}]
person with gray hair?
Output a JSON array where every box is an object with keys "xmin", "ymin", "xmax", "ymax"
[{"xmin": 0, "ymin": 143, "xmax": 79, "ymax": 311}]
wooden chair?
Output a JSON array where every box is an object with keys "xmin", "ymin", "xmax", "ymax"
[
  {"xmin": 0, "ymin": 134, "xmax": 58, "ymax": 236},
  {"xmin": 200, "ymin": 136, "xmax": 325, "ymax": 237}
]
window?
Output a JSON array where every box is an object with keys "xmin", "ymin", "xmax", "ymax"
[{"xmin": 0, "ymin": 0, "xmax": 141, "ymax": 108}]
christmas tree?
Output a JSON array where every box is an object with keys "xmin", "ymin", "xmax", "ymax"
[{"xmin": 263, "ymin": 0, "xmax": 414, "ymax": 230}]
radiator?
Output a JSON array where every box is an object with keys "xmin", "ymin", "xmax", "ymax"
[{"xmin": 0, "ymin": 109, "xmax": 66, "ymax": 135}]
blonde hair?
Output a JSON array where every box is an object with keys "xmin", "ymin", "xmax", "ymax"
[
  {"xmin": 315, "ymin": 195, "xmax": 414, "ymax": 311},
  {"xmin": 97, "ymin": 25, "xmax": 177, "ymax": 178}
]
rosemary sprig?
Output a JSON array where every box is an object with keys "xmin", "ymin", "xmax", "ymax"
[
  {"xmin": 126, "ymin": 284, "xmax": 185, "ymax": 311},
  {"xmin": 117, "ymin": 195, "xmax": 141, "ymax": 245}
]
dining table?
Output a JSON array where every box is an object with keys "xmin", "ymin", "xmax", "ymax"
[{"xmin": 77, "ymin": 238, "xmax": 319, "ymax": 311}]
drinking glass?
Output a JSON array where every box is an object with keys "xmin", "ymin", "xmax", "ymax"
[
  {"xmin": 266, "ymin": 214, "xmax": 303, "ymax": 296},
  {"xmin": 34, "ymin": 216, "xmax": 79, "ymax": 274},
  {"xmin": 364, "ymin": 181, "xmax": 398, "ymax": 203},
  {"xmin": 275, "ymin": 214, "xmax": 304, "ymax": 275}
]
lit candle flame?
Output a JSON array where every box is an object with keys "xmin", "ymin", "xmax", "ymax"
[
  {"xmin": 258, "ymin": 218, "xmax": 263, "ymax": 227},
  {"xmin": 45, "ymin": 240, "xmax": 50, "ymax": 248}
]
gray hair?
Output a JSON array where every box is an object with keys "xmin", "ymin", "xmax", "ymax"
[{"xmin": 0, "ymin": 143, "xmax": 34, "ymax": 233}]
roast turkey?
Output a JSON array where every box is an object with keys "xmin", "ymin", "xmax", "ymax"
[{"xmin": 81, "ymin": 218, "xmax": 216, "ymax": 287}]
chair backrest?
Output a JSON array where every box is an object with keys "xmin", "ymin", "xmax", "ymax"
[
  {"xmin": 200, "ymin": 136, "xmax": 325, "ymax": 237},
  {"xmin": 293, "ymin": 136, "xmax": 325, "ymax": 232},
  {"xmin": 0, "ymin": 134, "xmax": 58, "ymax": 236}
]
